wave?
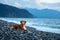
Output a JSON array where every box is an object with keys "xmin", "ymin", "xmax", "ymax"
[{"xmin": 0, "ymin": 18, "xmax": 60, "ymax": 34}]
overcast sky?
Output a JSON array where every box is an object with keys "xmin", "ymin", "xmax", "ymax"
[{"xmin": 0, "ymin": 0, "xmax": 60, "ymax": 11}]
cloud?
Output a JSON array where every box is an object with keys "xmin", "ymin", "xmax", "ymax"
[
  {"xmin": 34, "ymin": 0, "xmax": 60, "ymax": 11},
  {"xmin": 40, "ymin": 3, "xmax": 60, "ymax": 11},
  {"xmin": 35, "ymin": 0, "xmax": 40, "ymax": 5},
  {"xmin": 41, "ymin": 0, "xmax": 60, "ymax": 3},
  {"xmin": 0, "ymin": 0, "xmax": 60, "ymax": 11},
  {"xmin": 22, "ymin": 0, "xmax": 30, "ymax": 2},
  {"xmin": 2, "ymin": 0, "xmax": 9, "ymax": 4},
  {"xmin": 14, "ymin": 2, "xmax": 22, "ymax": 7}
]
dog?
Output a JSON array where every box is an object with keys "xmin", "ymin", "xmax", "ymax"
[
  {"xmin": 10, "ymin": 20, "xmax": 27, "ymax": 31},
  {"xmin": 7, "ymin": 20, "xmax": 32, "ymax": 33}
]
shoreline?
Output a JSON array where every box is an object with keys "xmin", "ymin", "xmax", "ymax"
[
  {"xmin": 0, "ymin": 19, "xmax": 60, "ymax": 34},
  {"xmin": 0, "ymin": 20, "xmax": 60, "ymax": 40}
]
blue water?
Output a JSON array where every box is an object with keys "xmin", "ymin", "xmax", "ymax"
[{"xmin": 0, "ymin": 18, "xmax": 60, "ymax": 34}]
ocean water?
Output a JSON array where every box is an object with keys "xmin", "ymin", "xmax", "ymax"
[{"xmin": 0, "ymin": 18, "xmax": 60, "ymax": 34}]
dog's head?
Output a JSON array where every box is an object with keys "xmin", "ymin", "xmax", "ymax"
[{"xmin": 20, "ymin": 20, "xmax": 26, "ymax": 25}]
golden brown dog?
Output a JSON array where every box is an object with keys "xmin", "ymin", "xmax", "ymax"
[{"xmin": 11, "ymin": 20, "xmax": 27, "ymax": 31}]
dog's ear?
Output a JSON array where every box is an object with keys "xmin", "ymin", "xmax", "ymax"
[
  {"xmin": 24, "ymin": 21, "xmax": 26, "ymax": 23},
  {"xmin": 20, "ymin": 20, "xmax": 26, "ymax": 23}
]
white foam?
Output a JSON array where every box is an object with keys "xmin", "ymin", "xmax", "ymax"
[
  {"xmin": 32, "ymin": 26, "xmax": 60, "ymax": 34},
  {"xmin": 0, "ymin": 18, "xmax": 60, "ymax": 34}
]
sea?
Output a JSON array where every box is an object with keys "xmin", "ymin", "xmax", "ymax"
[{"xmin": 0, "ymin": 18, "xmax": 60, "ymax": 34}]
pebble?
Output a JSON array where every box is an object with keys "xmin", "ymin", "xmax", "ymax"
[{"xmin": 0, "ymin": 20, "xmax": 60, "ymax": 40}]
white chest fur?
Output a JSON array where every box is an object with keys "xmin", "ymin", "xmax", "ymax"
[{"xmin": 23, "ymin": 26, "xmax": 27, "ymax": 30}]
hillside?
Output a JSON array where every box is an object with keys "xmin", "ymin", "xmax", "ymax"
[
  {"xmin": 0, "ymin": 3, "xmax": 34, "ymax": 18},
  {"xmin": 27, "ymin": 8, "xmax": 60, "ymax": 18}
]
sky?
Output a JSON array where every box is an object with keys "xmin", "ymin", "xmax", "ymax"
[{"xmin": 0, "ymin": 0, "xmax": 60, "ymax": 11}]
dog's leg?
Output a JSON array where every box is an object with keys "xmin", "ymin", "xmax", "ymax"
[
  {"xmin": 24, "ymin": 30, "xmax": 32, "ymax": 33},
  {"xmin": 10, "ymin": 26, "xmax": 13, "ymax": 29},
  {"xmin": 6, "ymin": 26, "xmax": 14, "ymax": 29}
]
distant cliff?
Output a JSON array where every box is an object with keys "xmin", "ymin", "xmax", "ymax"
[
  {"xmin": 0, "ymin": 3, "xmax": 34, "ymax": 18},
  {"xmin": 27, "ymin": 8, "xmax": 60, "ymax": 18}
]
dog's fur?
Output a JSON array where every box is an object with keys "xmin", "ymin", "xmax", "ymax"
[{"xmin": 12, "ymin": 20, "xmax": 27, "ymax": 31}]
